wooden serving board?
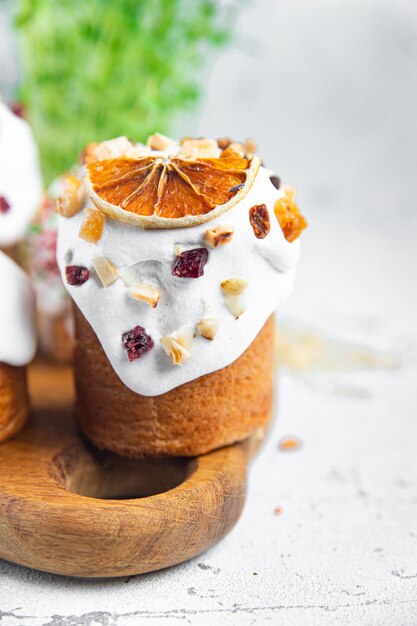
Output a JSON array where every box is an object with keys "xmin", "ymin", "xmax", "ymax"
[{"xmin": 0, "ymin": 362, "xmax": 256, "ymax": 578}]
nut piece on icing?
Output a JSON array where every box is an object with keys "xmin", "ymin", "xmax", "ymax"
[
  {"xmin": 197, "ymin": 318, "xmax": 220, "ymax": 341},
  {"xmin": 56, "ymin": 175, "xmax": 85, "ymax": 217},
  {"xmin": 147, "ymin": 133, "xmax": 176, "ymax": 151},
  {"xmin": 274, "ymin": 185, "xmax": 307, "ymax": 242},
  {"xmin": 124, "ymin": 144, "xmax": 151, "ymax": 158},
  {"xmin": 216, "ymin": 137, "xmax": 233, "ymax": 150},
  {"xmin": 80, "ymin": 143, "xmax": 100, "ymax": 165},
  {"xmin": 204, "ymin": 224, "xmax": 234, "ymax": 248},
  {"xmin": 179, "ymin": 138, "xmax": 218, "ymax": 159},
  {"xmin": 225, "ymin": 295, "xmax": 246, "ymax": 319},
  {"xmin": 128, "ymin": 283, "xmax": 160, "ymax": 308},
  {"xmin": 78, "ymin": 206, "xmax": 105, "ymax": 243},
  {"xmin": 221, "ymin": 277, "xmax": 248, "ymax": 296},
  {"xmin": 229, "ymin": 142, "xmax": 247, "ymax": 157},
  {"xmin": 244, "ymin": 137, "xmax": 257, "ymax": 156},
  {"xmin": 160, "ymin": 327, "xmax": 194, "ymax": 365},
  {"xmin": 92, "ymin": 256, "xmax": 118, "ymax": 287},
  {"xmin": 93, "ymin": 136, "xmax": 134, "ymax": 161}
]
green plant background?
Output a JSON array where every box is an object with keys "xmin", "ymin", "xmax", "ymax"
[{"xmin": 13, "ymin": 0, "xmax": 241, "ymax": 183}]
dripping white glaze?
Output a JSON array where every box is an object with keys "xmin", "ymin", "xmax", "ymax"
[
  {"xmin": 0, "ymin": 251, "xmax": 37, "ymax": 366},
  {"xmin": 57, "ymin": 149, "xmax": 301, "ymax": 396}
]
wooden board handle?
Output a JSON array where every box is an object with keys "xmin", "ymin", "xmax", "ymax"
[{"xmin": 0, "ymin": 363, "xmax": 252, "ymax": 577}]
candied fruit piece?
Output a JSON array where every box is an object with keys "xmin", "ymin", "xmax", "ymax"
[
  {"xmin": 122, "ymin": 325, "xmax": 154, "ymax": 361},
  {"xmin": 249, "ymin": 204, "xmax": 270, "ymax": 239},
  {"xmin": 172, "ymin": 248, "xmax": 209, "ymax": 278},
  {"xmin": 79, "ymin": 207, "xmax": 105, "ymax": 243},
  {"xmin": 65, "ymin": 265, "xmax": 90, "ymax": 285},
  {"xmin": 56, "ymin": 175, "xmax": 85, "ymax": 217},
  {"xmin": 0, "ymin": 195, "xmax": 11, "ymax": 214},
  {"xmin": 274, "ymin": 188, "xmax": 307, "ymax": 242}
]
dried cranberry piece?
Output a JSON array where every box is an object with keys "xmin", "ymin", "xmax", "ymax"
[
  {"xmin": 10, "ymin": 102, "xmax": 26, "ymax": 119},
  {"xmin": 249, "ymin": 204, "xmax": 270, "ymax": 239},
  {"xmin": 172, "ymin": 248, "xmax": 209, "ymax": 278},
  {"xmin": 229, "ymin": 182, "xmax": 245, "ymax": 193},
  {"xmin": 270, "ymin": 175, "xmax": 281, "ymax": 190},
  {"xmin": 0, "ymin": 196, "xmax": 11, "ymax": 214},
  {"xmin": 122, "ymin": 325, "xmax": 154, "ymax": 361},
  {"xmin": 65, "ymin": 265, "xmax": 90, "ymax": 285}
]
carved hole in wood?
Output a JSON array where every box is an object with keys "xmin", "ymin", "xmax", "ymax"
[{"xmin": 50, "ymin": 441, "xmax": 196, "ymax": 500}]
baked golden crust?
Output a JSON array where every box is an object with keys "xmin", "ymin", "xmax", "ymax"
[
  {"xmin": 38, "ymin": 312, "xmax": 74, "ymax": 364},
  {"xmin": 74, "ymin": 306, "xmax": 275, "ymax": 457},
  {"xmin": 0, "ymin": 363, "xmax": 29, "ymax": 443}
]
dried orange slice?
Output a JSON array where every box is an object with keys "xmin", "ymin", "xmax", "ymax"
[{"xmin": 85, "ymin": 148, "xmax": 261, "ymax": 229}]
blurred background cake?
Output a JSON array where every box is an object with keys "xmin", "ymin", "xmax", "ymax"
[
  {"xmin": 0, "ymin": 251, "xmax": 36, "ymax": 442},
  {"xmin": 22, "ymin": 178, "xmax": 74, "ymax": 363},
  {"xmin": 0, "ymin": 99, "xmax": 42, "ymax": 261}
]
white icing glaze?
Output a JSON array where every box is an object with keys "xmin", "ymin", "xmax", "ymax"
[
  {"xmin": 0, "ymin": 251, "xmax": 37, "ymax": 366},
  {"xmin": 0, "ymin": 100, "xmax": 43, "ymax": 247},
  {"xmin": 57, "ymin": 153, "xmax": 301, "ymax": 396}
]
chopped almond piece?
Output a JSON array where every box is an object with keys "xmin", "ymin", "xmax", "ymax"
[
  {"xmin": 92, "ymin": 257, "xmax": 118, "ymax": 287},
  {"xmin": 80, "ymin": 143, "xmax": 100, "ymax": 165},
  {"xmin": 128, "ymin": 283, "xmax": 160, "ymax": 308},
  {"xmin": 244, "ymin": 137, "xmax": 257, "ymax": 155},
  {"xmin": 179, "ymin": 138, "xmax": 218, "ymax": 159},
  {"xmin": 55, "ymin": 175, "xmax": 85, "ymax": 217},
  {"xmin": 197, "ymin": 318, "xmax": 220, "ymax": 341},
  {"xmin": 179, "ymin": 136, "xmax": 193, "ymax": 145},
  {"xmin": 78, "ymin": 207, "xmax": 105, "ymax": 243},
  {"xmin": 147, "ymin": 133, "xmax": 176, "ymax": 151},
  {"xmin": 204, "ymin": 224, "xmax": 234, "ymax": 248},
  {"xmin": 228, "ymin": 142, "xmax": 245, "ymax": 156},
  {"xmin": 274, "ymin": 186, "xmax": 307, "ymax": 242},
  {"xmin": 124, "ymin": 144, "xmax": 151, "ymax": 158},
  {"xmin": 221, "ymin": 277, "xmax": 248, "ymax": 296},
  {"xmin": 225, "ymin": 295, "xmax": 246, "ymax": 319},
  {"xmin": 216, "ymin": 137, "xmax": 233, "ymax": 150},
  {"xmin": 93, "ymin": 136, "xmax": 133, "ymax": 161},
  {"xmin": 160, "ymin": 327, "xmax": 193, "ymax": 365}
]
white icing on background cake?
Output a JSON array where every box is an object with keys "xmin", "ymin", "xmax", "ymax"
[
  {"xmin": 0, "ymin": 251, "xmax": 37, "ymax": 366},
  {"xmin": 57, "ymin": 152, "xmax": 301, "ymax": 396},
  {"xmin": 0, "ymin": 101, "xmax": 43, "ymax": 247}
]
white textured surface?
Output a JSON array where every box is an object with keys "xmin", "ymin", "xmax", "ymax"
[
  {"xmin": 1, "ymin": 1, "xmax": 417, "ymax": 624},
  {"xmin": 0, "ymin": 205, "xmax": 416, "ymax": 626}
]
